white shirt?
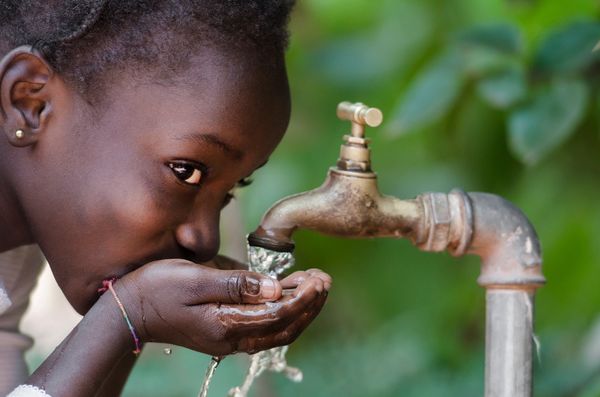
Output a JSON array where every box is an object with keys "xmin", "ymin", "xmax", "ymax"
[{"xmin": 0, "ymin": 245, "xmax": 45, "ymax": 396}]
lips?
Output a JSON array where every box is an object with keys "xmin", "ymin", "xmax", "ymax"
[{"xmin": 81, "ymin": 240, "xmax": 207, "ymax": 312}]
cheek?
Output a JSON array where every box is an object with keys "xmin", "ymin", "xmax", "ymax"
[
  {"xmin": 84, "ymin": 167, "xmax": 182, "ymax": 248},
  {"xmin": 32, "ymin": 152, "xmax": 180, "ymax": 269},
  {"xmin": 41, "ymin": 170, "xmax": 187, "ymax": 314}
]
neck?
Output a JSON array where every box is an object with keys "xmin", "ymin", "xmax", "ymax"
[{"xmin": 0, "ymin": 149, "xmax": 33, "ymax": 252}]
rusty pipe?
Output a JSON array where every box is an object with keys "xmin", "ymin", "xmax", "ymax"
[
  {"xmin": 247, "ymin": 102, "xmax": 544, "ymax": 397},
  {"xmin": 417, "ymin": 191, "xmax": 544, "ymax": 286},
  {"xmin": 464, "ymin": 193, "xmax": 543, "ymax": 397},
  {"xmin": 250, "ymin": 188, "xmax": 545, "ymax": 289},
  {"xmin": 418, "ymin": 191, "xmax": 544, "ymax": 397},
  {"xmin": 250, "ymin": 190, "xmax": 544, "ymax": 397},
  {"xmin": 469, "ymin": 193, "xmax": 544, "ymax": 287}
]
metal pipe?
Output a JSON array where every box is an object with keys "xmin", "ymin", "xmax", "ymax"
[
  {"xmin": 469, "ymin": 193, "xmax": 543, "ymax": 397},
  {"xmin": 485, "ymin": 289, "xmax": 535, "ymax": 397},
  {"xmin": 420, "ymin": 191, "xmax": 544, "ymax": 396},
  {"xmin": 248, "ymin": 102, "xmax": 545, "ymax": 396}
]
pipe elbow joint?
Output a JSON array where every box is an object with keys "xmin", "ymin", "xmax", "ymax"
[
  {"xmin": 418, "ymin": 190, "xmax": 545, "ymax": 289},
  {"xmin": 467, "ymin": 192, "xmax": 545, "ymax": 289}
]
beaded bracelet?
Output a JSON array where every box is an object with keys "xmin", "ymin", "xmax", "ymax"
[{"xmin": 99, "ymin": 278, "xmax": 142, "ymax": 355}]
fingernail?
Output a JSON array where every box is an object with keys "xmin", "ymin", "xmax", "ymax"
[
  {"xmin": 245, "ymin": 276, "xmax": 261, "ymax": 296},
  {"xmin": 260, "ymin": 278, "xmax": 278, "ymax": 300},
  {"xmin": 315, "ymin": 281, "xmax": 324, "ymax": 294}
]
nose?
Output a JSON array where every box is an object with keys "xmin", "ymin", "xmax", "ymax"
[{"xmin": 175, "ymin": 206, "xmax": 221, "ymax": 263}]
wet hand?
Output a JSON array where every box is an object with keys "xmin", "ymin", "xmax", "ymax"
[{"xmin": 113, "ymin": 260, "xmax": 331, "ymax": 356}]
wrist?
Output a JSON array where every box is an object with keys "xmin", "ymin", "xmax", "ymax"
[
  {"xmin": 92, "ymin": 288, "xmax": 139, "ymax": 355},
  {"xmin": 26, "ymin": 286, "xmax": 138, "ymax": 395}
]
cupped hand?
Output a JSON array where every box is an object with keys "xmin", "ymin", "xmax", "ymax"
[{"xmin": 112, "ymin": 259, "xmax": 331, "ymax": 356}]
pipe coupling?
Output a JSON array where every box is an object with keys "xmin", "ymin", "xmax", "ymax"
[{"xmin": 417, "ymin": 189, "xmax": 473, "ymax": 256}]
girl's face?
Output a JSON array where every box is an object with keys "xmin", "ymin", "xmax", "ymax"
[{"xmin": 12, "ymin": 49, "xmax": 291, "ymax": 313}]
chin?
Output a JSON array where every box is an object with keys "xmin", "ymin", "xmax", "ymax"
[{"xmin": 60, "ymin": 279, "xmax": 103, "ymax": 316}]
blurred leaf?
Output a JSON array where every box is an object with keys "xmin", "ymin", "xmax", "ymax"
[
  {"xmin": 508, "ymin": 79, "xmax": 589, "ymax": 165},
  {"xmin": 457, "ymin": 24, "xmax": 523, "ymax": 78},
  {"xmin": 460, "ymin": 45, "xmax": 521, "ymax": 77},
  {"xmin": 311, "ymin": 2, "xmax": 434, "ymax": 86},
  {"xmin": 303, "ymin": 0, "xmax": 381, "ymax": 34},
  {"xmin": 457, "ymin": 24, "xmax": 522, "ymax": 54},
  {"xmin": 387, "ymin": 49, "xmax": 465, "ymax": 135},
  {"xmin": 476, "ymin": 66, "xmax": 527, "ymax": 109},
  {"xmin": 533, "ymin": 21, "xmax": 600, "ymax": 75}
]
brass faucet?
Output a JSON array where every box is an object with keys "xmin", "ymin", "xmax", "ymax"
[
  {"xmin": 248, "ymin": 101, "xmax": 545, "ymax": 397},
  {"xmin": 248, "ymin": 102, "xmax": 425, "ymax": 252}
]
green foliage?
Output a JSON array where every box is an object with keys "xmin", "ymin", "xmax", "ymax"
[
  {"xmin": 458, "ymin": 24, "xmax": 522, "ymax": 54},
  {"xmin": 390, "ymin": 17, "xmax": 600, "ymax": 165},
  {"xmin": 388, "ymin": 49, "xmax": 466, "ymax": 135},
  {"xmin": 533, "ymin": 21, "xmax": 600, "ymax": 75},
  {"xmin": 476, "ymin": 66, "xmax": 527, "ymax": 109},
  {"xmin": 508, "ymin": 78, "xmax": 589, "ymax": 165}
]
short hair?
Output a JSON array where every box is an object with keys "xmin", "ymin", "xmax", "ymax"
[{"xmin": 0, "ymin": 0, "xmax": 295, "ymax": 96}]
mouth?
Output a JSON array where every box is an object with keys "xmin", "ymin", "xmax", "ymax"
[
  {"xmin": 79, "ymin": 244, "xmax": 202, "ymax": 313},
  {"xmin": 77, "ymin": 259, "xmax": 147, "ymax": 314}
]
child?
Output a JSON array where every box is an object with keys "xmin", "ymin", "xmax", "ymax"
[{"xmin": 0, "ymin": 1, "xmax": 332, "ymax": 396}]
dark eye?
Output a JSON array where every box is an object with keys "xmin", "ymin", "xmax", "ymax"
[
  {"xmin": 222, "ymin": 178, "xmax": 254, "ymax": 208},
  {"xmin": 167, "ymin": 162, "xmax": 204, "ymax": 186},
  {"xmin": 222, "ymin": 192, "xmax": 235, "ymax": 208},
  {"xmin": 237, "ymin": 177, "xmax": 253, "ymax": 187}
]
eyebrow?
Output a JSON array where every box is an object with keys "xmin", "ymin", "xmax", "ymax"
[{"xmin": 176, "ymin": 133, "xmax": 244, "ymax": 160}]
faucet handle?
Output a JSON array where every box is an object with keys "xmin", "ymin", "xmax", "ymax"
[
  {"xmin": 335, "ymin": 101, "xmax": 382, "ymax": 172},
  {"xmin": 337, "ymin": 102, "xmax": 383, "ymax": 128}
]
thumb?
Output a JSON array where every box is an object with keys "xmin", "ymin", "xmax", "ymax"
[{"xmin": 187, "ymin": 267, "xmax": 282, "ymax": 305}]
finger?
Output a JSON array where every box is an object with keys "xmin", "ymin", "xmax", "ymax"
[
  {"xmin": 306, "ymin": 269, "xmax": 332, "ymax": 290},
  {"xmin": 184, "ymin": 267, "xmax": 282, "ymax": 305},
  {"xmin": 237, "ymin": 291, "xmax": 328, "ymax": 354},
  {"xmin": 272, "ymin": 291, "xmax": 327, "ymax": 346},
  {"xmin": 279, "ymin": 271, "xmax": 309, "ymax": 289},
  {"xmin": 292, "ymin": 275, "xmax": 325, "ymax": 298},
  {"xmin": 218, "ymin": 277, "xmax": 326, "ymax": 339},
  {"xmin": 280, "ymin": 270, "xmax": 332, "ymax": 290}
]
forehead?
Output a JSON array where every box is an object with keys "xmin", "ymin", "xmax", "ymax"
[
  {"xmin": 92, "ymin": 47, "xmax": 291, "ymax": 154},
  {"xmin": 183, "ymin": 49, "xmax": 291, "ymax": 141}
]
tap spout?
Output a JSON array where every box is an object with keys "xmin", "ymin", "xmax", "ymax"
[{"xmin": 248, "ymin": 168, "xmax": 423, "ymax": 252}]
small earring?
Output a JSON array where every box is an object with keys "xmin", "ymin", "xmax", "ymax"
[{"xmin": 15, "ymin": 129, "xmax": 24, "ymax": 139}]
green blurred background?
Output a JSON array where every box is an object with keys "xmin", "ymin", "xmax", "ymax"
[{"xmin": 125, "ymin": 0, "xmax": 600, "ymax": 395}]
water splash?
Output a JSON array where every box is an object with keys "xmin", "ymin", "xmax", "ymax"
[
  {"xmin": 197, "ymin": 245, "xmax": 301, "ymax": 397},
  {"xmin": 228, "ymin": 245, "xmax": 302, "ymax": 397},
  {"xmin": 246, "ymin": 245, "xmax": 296, "ymax": 277},
  {"xmin": 228, "ymin": 346, "xmax": 303, "ymax": 397}
]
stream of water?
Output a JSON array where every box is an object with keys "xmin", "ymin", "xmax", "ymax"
[{"xmin": 197, "ymin": 245, "xmax": 301, "ymax": 397}]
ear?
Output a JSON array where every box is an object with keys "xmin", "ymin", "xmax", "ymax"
[{"xmin": 0, "ymin": 46, "xmax": 54, "ymax": 147}]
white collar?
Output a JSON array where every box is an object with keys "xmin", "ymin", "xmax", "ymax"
[{"xmin": 0, "ymin": 280, "xmax": 12, "ymax": 315}]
